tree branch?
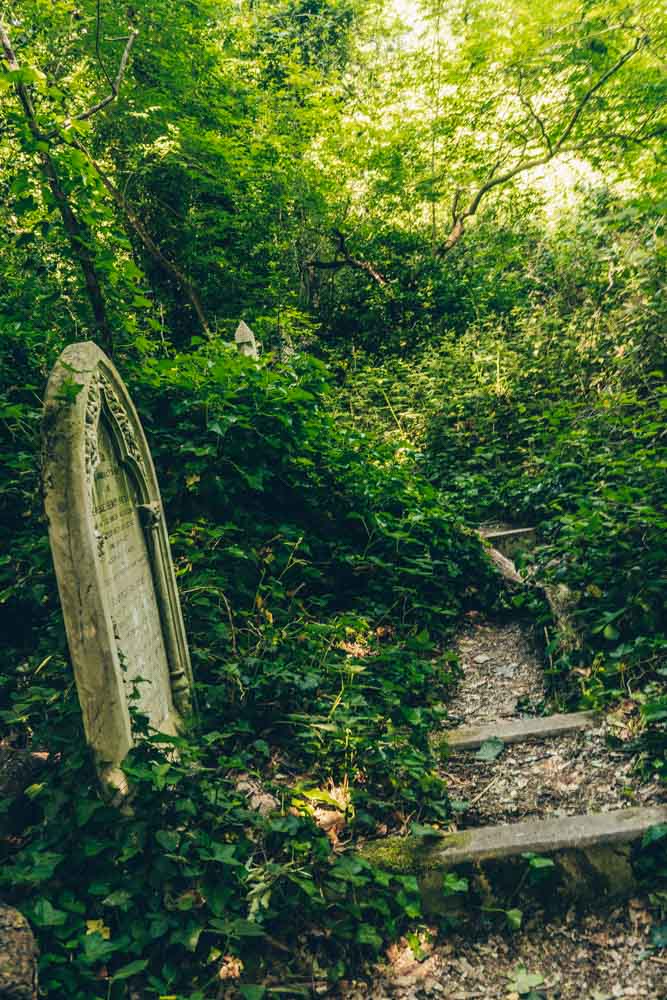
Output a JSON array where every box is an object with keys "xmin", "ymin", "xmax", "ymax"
[
  {"xmin": 42, "ymin": 29, "xmax": 138, "ymax": 140},
  {"xmin": 0, "ymin": 18, "xmax": 113, "ymax": 352},
  {"xmin": 438, "ymin": 36, "xmax": 647, "ymax": 256},
  {"xmin": 71, "ymin": 139, "xmax": 212, "ymax": 336},
  {"xmin": 306, "ymin": 229, "xmax": 387, "ymax": 287},
  {"xmin": 553, "ymin": 36, "xmax": 645, "ymax": 153},
  {"xmin": 517, "ymin": 90, "xmax": 553, "ymax": 156}
]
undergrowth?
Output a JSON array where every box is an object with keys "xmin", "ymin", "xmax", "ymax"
[
  {"xmin": 338, "ymin": 195, "xmax": 667, "ymax": 785},
  {"xmin": 0, "ymin": 337, "xmax": 498, "ymax": 997}
]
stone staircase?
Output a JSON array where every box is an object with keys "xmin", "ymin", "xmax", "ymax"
[
  {"xmin": 361, "ymin": 531, "xmax": 667, "ymax": 915},
  {"xmin": 363, "ymin": 707, "xmax": 667, "ymax": 914}
]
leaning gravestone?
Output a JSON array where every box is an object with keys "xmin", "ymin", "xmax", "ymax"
[{"xmin": 43, "ymin": 342, "xmax": 192, "ymax": 796}]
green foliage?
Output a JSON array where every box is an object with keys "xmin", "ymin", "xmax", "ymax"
[
  {"xmin": 1, "ymin": 0, "xmax": 665, "ymax": 993},
  {"xmin": 340, "ymin": 188, "xmax": 666, "ymax": 779},
  {"xmin": 0, "ymin": 731, "xmax": 423, "ymax": 997},
  {"xmin": 0, "ymin": 334, "xmax": 496, "ymax": 994}
]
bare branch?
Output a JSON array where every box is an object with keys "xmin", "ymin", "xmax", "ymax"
[
  {"xmin": 553, "ymin": 36, "xmax": 645, "ymax": 153},
  {"xmin": 43, "ymin": 28, "xmax": 138, "ymax": 139},
  {"xmin": 1, "ymin": 19, "xmax": 137, "ymax": 141},
  {"xmin": 71, "ymin": 138, "xmax": 212, "ymax": 336},
  {"xmin": 437, "ymin": 36, "xmax": 647, "ymax": 256},
  {"xmin": 306, "ymin": 229, "xmax": 388, "ymax": 287},
  {"xmin": 517, "ymin": 91, "xmax": 553, "ymax": 155}
]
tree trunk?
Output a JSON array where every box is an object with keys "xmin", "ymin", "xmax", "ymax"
[
  {"xmin": 39, "ymin": 153, "xmax": 114, "ymax": 353},
  {"xmin": 1, "ymin": 21, "xmax": 113, "ymax": 353}
]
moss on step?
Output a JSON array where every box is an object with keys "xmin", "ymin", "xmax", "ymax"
[{"xmin": 361, "ymin": 831, "xmax": 470, "ymax": 873}]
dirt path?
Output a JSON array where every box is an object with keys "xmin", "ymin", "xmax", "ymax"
[
  {"xmin": 339, "ymin": 617, "xmax": 667, "ymax": 1000},
  {"xmin": 443, "ymin": 619, "xmax": 664, "ymax": 828},
  {"xmin": 340, "ymin": 896, "xmax": 667, "ymax": 999},
  {"xmin": 446, "ymin": 619, "xmax": 545, "ymax": 725}
]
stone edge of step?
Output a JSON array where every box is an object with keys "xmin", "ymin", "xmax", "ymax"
[
  {"xmin": 479, "ymin": 527, "xmax": 536, "ymax": 540},
  {"xmin": 360, "ymin": 805, "xmax": 667, "ymax": 874},
  {"xmin": 434, "ymin": 710, "xmax": 601, "ymax": 751}
]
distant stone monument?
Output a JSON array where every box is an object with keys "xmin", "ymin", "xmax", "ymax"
[
  {"xmin": 234, "ymin": 320, "xmax": 259, "ymax": 359},
  {"xmin": 43, "ymin": 342, "xmax": 192, "ymax": 795}
]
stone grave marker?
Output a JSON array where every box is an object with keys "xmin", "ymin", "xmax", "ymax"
[
  {"xmin": 234, "ymin": 320, "xmax": 259, "ymax": 359},
  {"xmin": 42, "ymin": 342, "xmax": 192, "ymax": 795}
]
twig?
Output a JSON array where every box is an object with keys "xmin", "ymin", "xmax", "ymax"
[
  {"xmin": 440, "ymin": 771, "xmax": 466, "ymax": 785},
  {"xmin": 544, "ymin": 625, "xmax": 554, "ymax": 671},
  {"xmin": 219, "ymin": 591, "xmax": 237, "ymax": 655},
  {"xmin": 306, "ymin": 228, "xmax": 388, "ymax": 287},
  {"xmin": 381, "ymin": 388, "xmax": 404, "ymax": 434},
  {"xmin": 469, "ymin": 772, "xmax": 502, "ymax": 807}
]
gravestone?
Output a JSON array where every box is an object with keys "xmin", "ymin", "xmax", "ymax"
[
  {"xmin": 234, "ymin": 320, "xmax": 259, "ymax": 359},
  {"xmin": 43, "ymin": 342, "xmax": 192, "ymax": 795}
]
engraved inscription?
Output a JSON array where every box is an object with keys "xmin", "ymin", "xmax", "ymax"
[{"xmin": 92, "ymin": 417, "xmax": 173, "ymax": 732}]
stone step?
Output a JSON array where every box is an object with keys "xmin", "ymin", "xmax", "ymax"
[
  {"xmin": 363, "ymin": 806, "xmax": 667, "ymax": 872},
  {"xmin": 361, "ymin": 806, "xmax": 667, "ymax": 912},
  {"xmin": 479, "ymin": 526, "xmax": 536, "ymax": 543},
  {"xmin": 436, "ymin": 710, "xmax": 600, "ymax": 752}
]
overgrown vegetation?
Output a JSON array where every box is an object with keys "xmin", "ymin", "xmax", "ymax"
[
  {"xmin": 342, "ymin": 191, "xmax": 667, "ymax": 782},
  {"xmin": 1, "ymin": 0, "xmax": 665, "ymax": 996}
]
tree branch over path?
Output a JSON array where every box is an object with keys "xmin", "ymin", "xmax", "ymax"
[
  {"xmin": 437, "ymin": 35, "xmax": 647, "ymax": 256},
  {"xmin": 306, "ymin": 229, "xmax": 388, "ymax": 287}
]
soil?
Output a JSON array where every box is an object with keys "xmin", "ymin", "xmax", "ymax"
[
  {"xmin": 442, "ymin": 618, "xmax": 664, "ymax": 828},
  {"xmin": 338, "ymin": 895, "xmax": 667, "ymax": 999},
  {"xmin": 446, "ymin": 620, "xmax": 546, "ymax": 726},
  {"xmin": 444, "ymin": 729, "xmax": 666, "ymax": 827}
]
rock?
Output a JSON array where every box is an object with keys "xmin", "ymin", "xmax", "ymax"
[
  {"xmin": 235, "ymin": 774, "xmax": 279, "ymax": 816},
  {"xmin": 0, "ymin": 748, "xmax": 48, "ymax": 799},
  {"xmin": 544, "ymin": 581, "xmax": 583, "ymax": 653},
  {"xmin": 0, "ymin": 905, "xmax": 38, "ymax": 1000}
]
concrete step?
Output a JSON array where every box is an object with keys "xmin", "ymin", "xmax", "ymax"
[
  {"xmin": 361, "ymin": 806, "xmax": 667, "ymax": 912},
  {"xmin": 436, "ymin": 710, "xmax": 600, "ymax": 752},
  {"xmin": 363, "ymin": 806, "xmax": 667, "ymax": 872}
]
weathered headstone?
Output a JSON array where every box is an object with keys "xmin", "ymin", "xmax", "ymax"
[
  {"xmin": 42, "ymin": 342, "xmax": 192, "ymax": 795},
  {"xmin": 234, "ymin": 320, "xmax": 259, "ymax": 359}
]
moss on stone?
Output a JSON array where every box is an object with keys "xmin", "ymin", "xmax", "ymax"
[{"xmin": 360, "ymin": 831, "xmax": 470, "ymax": 873}]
